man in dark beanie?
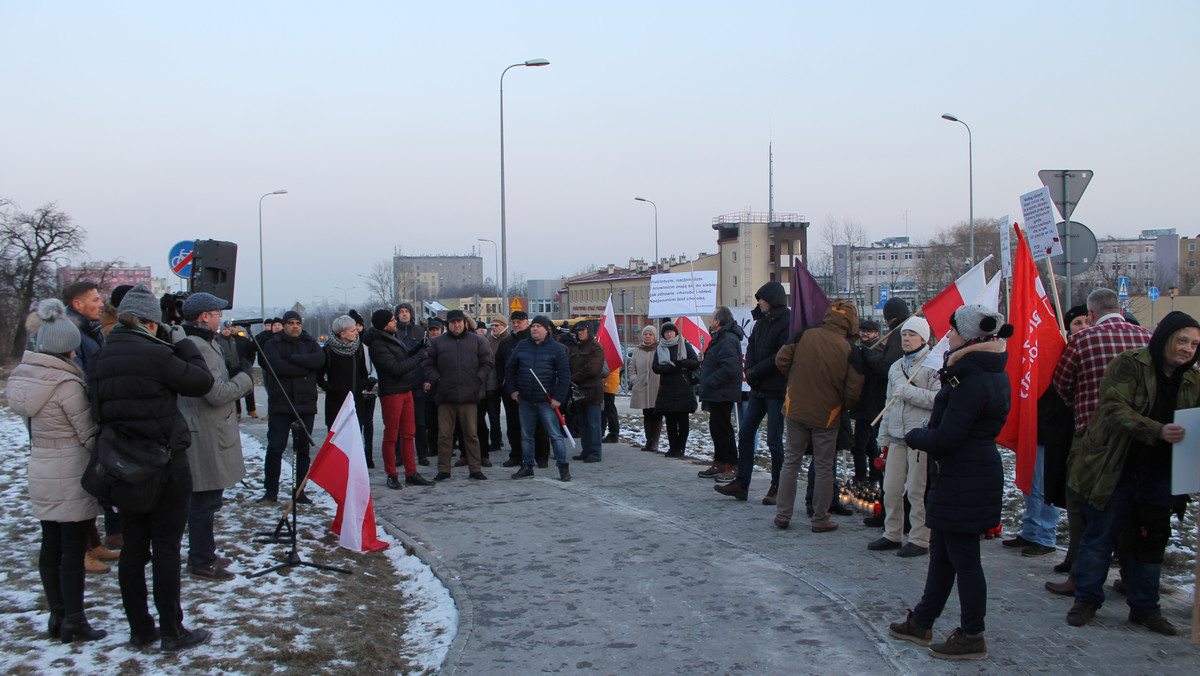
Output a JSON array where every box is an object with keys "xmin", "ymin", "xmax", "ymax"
[
  {"xmin": 505, "ymin": 315, "xmax": 572, "ymax": 481},
  {"xmin": 259, "ymin": 310, "xmax": 325, "ymax": 503},
  {"xmin": 424, "ymin": 309, "xmax": 494, "ymax": 480},
  {"xmin": 496, "ymin": 310, "xmax": 549, "ymax": 468},
  {"xmin": 1065, "ymin": 311, "xmax": 1200, "ymax": 636},
  {"xmin": 861, "ymin": 297, "xmax": 911, "ymax": 527}
]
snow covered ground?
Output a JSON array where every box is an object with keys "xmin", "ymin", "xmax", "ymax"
[{"xmin": 0, "ymin": 408, "xmax": 455, "ymax": 674}]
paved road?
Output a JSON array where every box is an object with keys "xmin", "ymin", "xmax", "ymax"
[{"xmin": 241, "ymin": 388, "xmax": 1199, "ymax": 674}]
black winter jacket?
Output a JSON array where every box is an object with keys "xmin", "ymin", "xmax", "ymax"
[
  {"xmin": 505, "ymin": 335, "xmax": 571, "ymax": 403},
  {"xmin": 854, "ymin": 319, "xmax": 903, "ymax": 420},
  {"xmin": 363, "ymin": 326, "xmax": 425, "ymax": 397},
  {"xmin": 744, "ymin": 282, "xmax": 791, "ymax": 399},
  {"xmin": 699, "ymin": 322, "xmax": 744, "ymax": 403},
  {"xmin": 88, "ymin": 325, "xmax": 214, "ymax": 455},
  {"xmin": 653, "ymin": 341, "xmax": 699, "ymax": 413},
  {"xmin": 905, "ymin": 341, "xmax": 1010, "ymax": 534},
  {"xmin": 317, "ymin": 342, "xmax": 371, "ymax": 428},
  {"xmin": 424, "ymin": 330, "xmax": 494, "ymax": 404},
  {"xmin": 495, "ymin": 327, "xmax": 528, "ymax": 388},
  {"xmin": 262, "ymin": 330, "xmax": 325, "ymax": 416}
]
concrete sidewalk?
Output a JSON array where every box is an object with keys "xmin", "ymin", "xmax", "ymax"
[{"xmin": 241, "ymin": 390, "xmax": 1199, "ymax": 674}]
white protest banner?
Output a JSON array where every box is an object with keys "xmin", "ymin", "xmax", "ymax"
[
  {"xmin": 999, "ymin": 215, "xmax": 1013, "ymax": 279},
  {"xmin": 1020, "ymin": 187, "xmax": 1063, "ymax": 261},
  {"xmin": 730, "ymin": 306, "xmax": 755, "ymax": 392},
  {"xmin": 648, "ymin": 271, "xmax": 718, "ymax": 318},
  {"xmin": 1172, "ymin": 407, "xmax": 1200, "ymax": 495}
]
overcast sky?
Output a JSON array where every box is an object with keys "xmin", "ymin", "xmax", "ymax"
[{"xmin": 3, "ymin": 1, "xmax": 1196, "ymax": 310}]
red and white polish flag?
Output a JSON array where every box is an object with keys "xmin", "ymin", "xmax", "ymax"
[
  {"xmin": 308, "ymin": 393, "xmax": 388, "ymax": 553},
  {"xmin": 599, "ymin": 296, "xmax": 625, "ymax": 373},
  {"xmin": 674, "ymin": 315, "xmax": 711, "ymax": 353},
  {"xmin": 922, "ymin": 256, "xmax": 993, "ymax": 341}
]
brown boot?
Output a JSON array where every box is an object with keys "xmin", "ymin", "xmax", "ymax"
[
  {"xmin": 644, "ymin": 419, "xmax": 663, "ymax": 453},
  {"xmin": 84, "ymin": 550, "xmax": 110, "ymax": 574},
  {"xmin": 88, "ymin": 545, "xmax": 119, "ymax": 562}
]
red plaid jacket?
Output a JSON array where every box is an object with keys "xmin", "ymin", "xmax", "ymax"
[{"xmin": 1052, "ymin": 314, "xmax": 1152, "ymax": 433}]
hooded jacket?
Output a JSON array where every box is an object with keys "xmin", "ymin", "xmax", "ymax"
[
  {"xmin": 67, "ymin": 306, "xmax": 104, "ymax": 381},
  {"xmin": 424, "ymin": 327, "xmax": 495, "ymax": 404},
  {"xmin": 363, "ymin": 326, "xmax": 425, "ymax": 397},
  {"xmin": 1069, "ymin": 312, "xmax": 1200, "ymax": 510},
  {"xmin": 174, "ymin": 325, "xmax": 253, "ymax": 492},
  {"xmin": 905, "ymin": 340, "xmax": 1010, "ymax": 533},
  {"xmin": 699, "ymin": 320, "xmax": 745, "ymax": 403},
  {"xmin": 744, "ymin": 282, "xmax": 791, "ymax": 399},
  {"xmin": 262, "ymin": 329, "xmax": 326, "ymax": 416},
  {"xmin": 7, "ymin": 352, "xmax": 101, "ymax": 522},
  {"xmin": 776, "ymin": 300, "xmax": 864, "ymax": 429},
  {"xmin": 877, "ymin": 344, "xmax": 939, "ymax": 446},
  {"xmin": 570, "ymin": 336, "xmax": 606, "ymax": 406}
]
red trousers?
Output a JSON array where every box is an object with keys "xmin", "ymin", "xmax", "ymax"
[{"xmin": 380, "ymin": 392, "xmax": 416, "ymax": 478}]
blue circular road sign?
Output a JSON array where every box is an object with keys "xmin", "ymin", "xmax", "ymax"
[
  {"xmin": 169, "ymin": 240, "xmax": 194, "ymax": 279},
  {"xmin": 1148, "ymin": 287, "xmax": 1160, "ymax": 301}
]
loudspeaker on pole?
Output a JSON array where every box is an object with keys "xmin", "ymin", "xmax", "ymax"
[{"xmin": 189, "ymin": 239, "xmax": 238, "ymax": 303}]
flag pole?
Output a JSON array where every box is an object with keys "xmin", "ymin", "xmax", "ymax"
[{"xmin": 530, "ymin": 368, "xmax": 576, "ymax": 447}]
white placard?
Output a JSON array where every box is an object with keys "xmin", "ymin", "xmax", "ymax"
[
  {"xmin": 999, "ymin": 215, "xmax": 1012, "ymax": 279},
  {"xmin": 1020, "ymin": 187, "xmax": 1063, "ymax": 261},
  {"xmin": 1172, "ymin": 407, "xmax": 1200, "ymax": 495},
  {"xmin": 648, "ymin": 271, "xmax": 718, "ymax": 318}
]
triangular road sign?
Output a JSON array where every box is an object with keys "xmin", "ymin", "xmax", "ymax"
[{"xmin": 1039, "ymin": 170, "xmax": 1093, "ymax": 222}]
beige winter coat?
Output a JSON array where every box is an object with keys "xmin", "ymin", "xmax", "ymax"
[
  {"xmin": 877, "ymin": 345, "xmax": 940, "ymax": 446},
  {"xmin": 176, "ymin": 332, "xmax": 253, "ymax": 492},
  {"xmin": 6, "ymin": 352, "xmax": 101, "ymax": 522},
  {"xmin": 628, "ymin": 344, "xmax": 661, "ymax": 410}
]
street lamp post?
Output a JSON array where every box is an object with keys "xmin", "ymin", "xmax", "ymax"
[
  {"xmin": 334, "ymin": 285, "xmax": 354, "ymax": 308},
  {"xmin": 634, "ymin": 197, "xmax": 658, "ymax": 269},
  {"xmin": 477, "ymin": 238, "xmax": 499, "ymax": 296},
  {"xmin": 258, "ymin": 189, "xmax": 288, "ymax": 327},
  {"xmin": 500, "ymin": 58, "xmax": 550, "ymax": 306},
  {"xmin": 941, "ymin": 114, "xmax": 974, "ymax": 265}
]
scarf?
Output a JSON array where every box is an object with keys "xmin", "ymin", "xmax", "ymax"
[
  {"xmin": 656, "ymin": 334, "xmax": 680, "ymax": 365},
  {"xmin": 325, "ymin": 332, "xmax": 360, "ymax": 357},
  {"xmin": 638, "ymin": 339, "xmax": 658, "ymax": 352}
]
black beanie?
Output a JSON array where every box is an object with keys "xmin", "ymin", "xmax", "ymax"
[
  {"xmin": 371, "ymin": 309, "xmax": 394, "ymax": 331},
  {"xmin": 530, "ymin": 315, "xmax": 553, "ymax": 332},
  {"xmin": 1148, "ymin": 311, "xmax": 1200, "ymax": 374},
  {"xmin": 883, "ymin": 297, "xmax": 911, "ymax": 324},
  {"xmin": 348, "ymin": 309, "xmax": 365, "ymax": 326}
]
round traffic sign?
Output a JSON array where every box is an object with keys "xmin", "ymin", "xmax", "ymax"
[
  {"xmin": 1148, "ymin": 287, "xmax": 1160, "ymax": 301},
  {"xmin": 169, "ymin": 240, "xmax": 194, "ymax": 279}
]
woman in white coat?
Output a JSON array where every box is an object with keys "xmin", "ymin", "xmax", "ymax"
[
  {"xmin": 5, "ymin": 300, "xmax": 106, "ymax": 642},
  {"xmin": 869, "ymin": 316, "xmax": 940, "ymax": 557},
  {"xmin": 627, "ymin": 325, "xmax": 663, "ymax": 452}
]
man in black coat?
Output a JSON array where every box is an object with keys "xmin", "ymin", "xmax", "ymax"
[
  {"xmin": 259, "ymin": 310, "xmax": 325, "ymax": 503},
  {"xmin": 717, "ymin": 282, "xmax": 789, "ymax": 502},
  {"xmin": 697, "ymin": 306, "xmax": 744, "ymax": 482},
  {"xmin": 497, "ymin": 311, "xmax": 550, "ymax": 467},
  {"xmin": 424, "ymin": 309, "xmax": 494, "ymax": 480}
]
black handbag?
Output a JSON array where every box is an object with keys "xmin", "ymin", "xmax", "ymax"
[{"xmin": 81, "ymin": 426, "xmax": 171, "ymax": 513}]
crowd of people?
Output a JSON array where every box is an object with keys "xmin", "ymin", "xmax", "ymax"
[{"xmin": 6, "ymin": 277, "xmax": 1197, "ymax": 659}]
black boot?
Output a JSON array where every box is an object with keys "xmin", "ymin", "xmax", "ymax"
[
  {"xmin": 60, "ymin": 612, "xmax": 107, "ymax": 643},
  {"xmin": 39, "ymin": 567, "xmax": 64, "ymax": 639}
]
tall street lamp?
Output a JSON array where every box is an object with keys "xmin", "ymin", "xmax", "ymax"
[
  {"xmin": 941, "ymin": 114, "xmax": 974, "ymax": 265},
  {"xmin": 477, "ymin": 238, "xmax": 499, "ymax": 294},
  {"xmin": 634, "ymin": 197, "xmax": 658, "ymax": 269},
  {"xmin": 500, "ymin": 57, "xmax": 550, "ymax": 305},
  {"xmin": 258, "ymin": 189, "xmax": 288, "ymax": 326},
  {"xmin": 334, "ymin": 285, "xmax": 354, "ymax": 307}
]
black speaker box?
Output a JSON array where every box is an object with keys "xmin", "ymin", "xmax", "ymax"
[{"xmin": 189, "ymin": 239, "xmax": 238, "ymax": 303}]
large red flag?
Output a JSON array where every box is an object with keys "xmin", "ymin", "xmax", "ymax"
[
  {"xmin": 996, "ymin": 225, "xmax": 1066, "ymax": 494},
  {"xmin": 922, "ymin": 257, "xmax": 991, "ymax": 340},
  {"xmin": 598, "ymin": 295, "xmax": 624, "ymax": 373},
  {"xmin": 308, "ymin": 393, "xmax": 388, "ymax": 552}
]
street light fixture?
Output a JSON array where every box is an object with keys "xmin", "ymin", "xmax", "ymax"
[
  {"xmin": 334, "ymin": 285, "xmax": 354, "ymax": 307},
  {"xmin": 258, "ymin": 189, "xmax": 288, "ymax": 327},
  {"xmin": 500, "ymin": 57, "xmax": 550, "ymax": 306},
  {"xmin": 941, "ymin": 114, "xmax": 974, "ymax": 265},
  {"xmin": 634, "ymin": 197, "xmax": 659, "ymax": 270}
]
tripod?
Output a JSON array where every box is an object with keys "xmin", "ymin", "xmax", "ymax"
[{"xmin": 247, "ymin": 323, "xmax": 351, "ymax": 578}]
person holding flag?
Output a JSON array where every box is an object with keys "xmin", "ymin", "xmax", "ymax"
[{"xmin": 505, "ymin": 315, "xmax": 573, "ymax": 481}]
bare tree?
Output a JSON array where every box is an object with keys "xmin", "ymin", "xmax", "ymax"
[
  {"xmin": 1, "ymin": 202, "xmax": 87, "ymax": 359},
  {"xmin": 362, "ymin": 259, "xmax": 398, "ymax": 311},
  {"xmin": 820, "ymin": 214, "xmax": 868, "ymax": 292}
]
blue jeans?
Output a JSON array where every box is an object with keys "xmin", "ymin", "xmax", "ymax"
[
  {"xmin": 577, "ymin": 403, "xmax": 602, "ymax": 459},
  {"xmin": 265, "ymin": 413, "xmax": 314, "ymax": 498},
  {"xmin": 519, "ymin": 399, "xmax": 569, "ymax": 468},
  {"xmin": 734, "ymin": 395, "xmax": 784, "ymax": 488},
  {"xmin": 1075, "ymin": 472, "xmax": 1173, "ymax": 614},
  {"xmin": 187, "ymin": 489, "xmax": 224, "ymax": 569},
  {"xmin": 1019, "ymin": 445, "xmax": 1061, "ymax": 547}
]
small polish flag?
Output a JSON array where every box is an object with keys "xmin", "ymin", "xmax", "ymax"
[
  {"xmin": 674, "ymin": 316, "xmax": 711, "ymax": 352},
  {"xmin": 308, "ymin": 393, "xmax": 388, "ymax": 553},
  {"xmin": 922, "ymin": 256, "xmax": 993, "ymax": 341},
  {"xmin": 923, "ymin": 271, "xmax": 1002, "ymax": 371},
  {"xmin": 599, "ymin": 296, "xmax": 624, "ymax": 373}
]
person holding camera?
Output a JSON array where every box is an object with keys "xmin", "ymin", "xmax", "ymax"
[
  {"xmin": 88, "ymin": 284, "xmax": 215, "ymax": 652},
  {"xmin": 173, "ymin": 293, "xmax": 253, "ymax": 582}
]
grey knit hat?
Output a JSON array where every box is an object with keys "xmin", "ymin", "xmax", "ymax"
[
  {"xmin": 118, "ymin": 283, "xmax": 161, "ymax": 323},
  {"xmin": 950, "ymin": 304, "xmax": 1007, "ymax": 342},
  {"xmin": 35, "ymin": 299, "xmax": 82, "ymax": 355}
]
